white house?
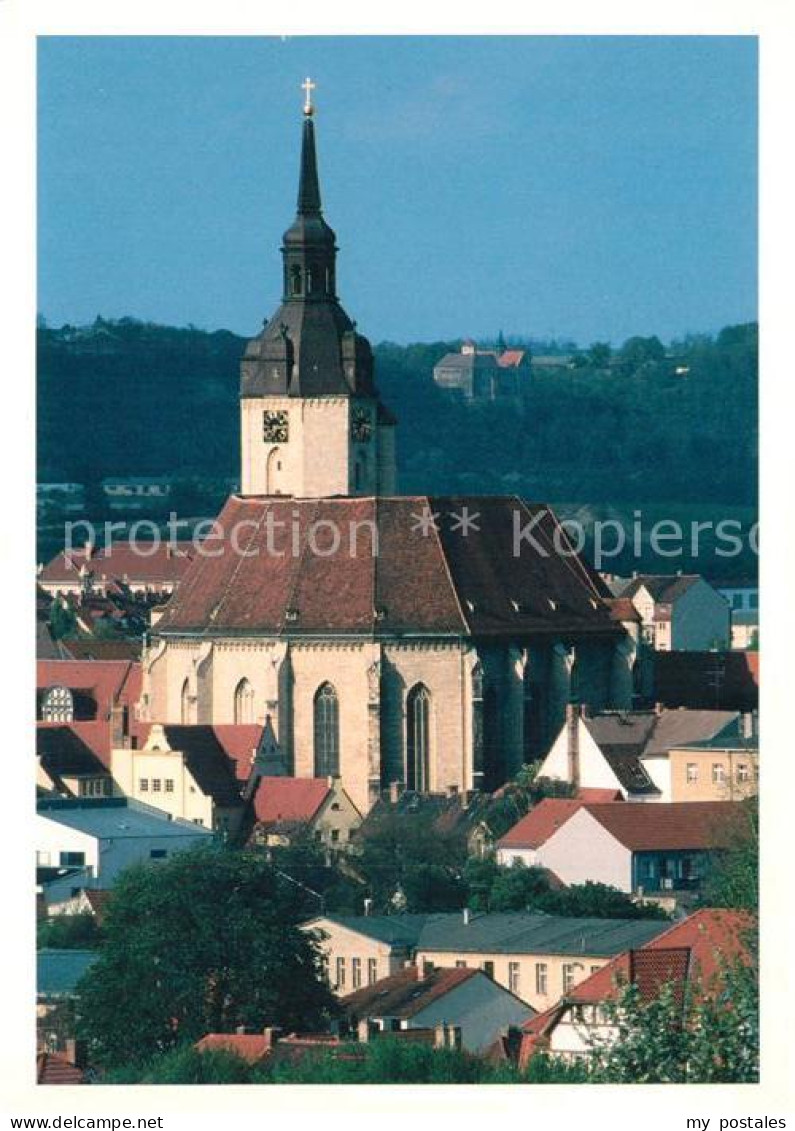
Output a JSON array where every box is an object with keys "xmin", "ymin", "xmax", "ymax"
[
  {"xmin": 536, "ymin": 704, "xmax": 744, "ymax": 802},
  {"xmin": 36, "ymin": 797, "xmax": 213, "ymax": 904},
  {"xmin": 621, "ymin": 574, "xmax": 730, "ymax": 652}
]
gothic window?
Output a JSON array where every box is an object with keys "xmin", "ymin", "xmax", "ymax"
[
  {"xmin": 290, "ymin": 265, "xmax": 302, "ymax": 296},
  {"xmin": 234, "ymin": 678, "xmax": 255, "ymax": 725},
  {"xmin": 406, "ymin": 684, "xmax": 431, "ymax": 792},
  {"xmin": 314, "ymin": 683, "xmax": 340, "ymax": 777},
  {"xmin": 180, "ymin": 678, "xmax": 192, "ymax": 725},
  {"xmin": 41, "ymin": 686, "xmax": 73, "ymax": 722}
]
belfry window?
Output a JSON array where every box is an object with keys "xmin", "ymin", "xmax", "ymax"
[
  {"xmin": 41, "ymin": 686, "xmax": 73, "ymax": 723},
  {"xmin": 290, "ymin": 265, "xmax": 302, "ymax": 296},
  {"xmin": 180, "ymin": 678, "xmax": 193, "ymax": 725},
  {"xmin": 406, "ymin": 684, "xmax": 431, "ymax": 792},
  {"xmin": 234, "ymin": 678, "xmax": 255, "ymax": 725},
  {"xmin": 314, "ymin": 682, "xmax": 340, "ymax": 777}
]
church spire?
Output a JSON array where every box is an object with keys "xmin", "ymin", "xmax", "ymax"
[{"xmin": 297, "ymin": 78, "xmax": 322, "ymax": 216}]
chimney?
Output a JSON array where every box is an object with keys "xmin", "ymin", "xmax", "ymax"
[
  {"xmin": 654, "ymin": 702, "xmax": 665, "ymax": 716},
  {"xmin": 741, "ymin": 712, "xmax": 756, "ymax": 740},
  {"xmin": 84, "ymin": 540, "xmax": 95, "ymax": 560},
  {"xmin": 65, "ymin": 1038, "xmax": 87, "ymax": 1069},
  {"xmin": 389, "ymin": 781, "xmax": 403, "ymax": 805},
  {"xmin": 566, "ymin": 703, "xmax": 581, "ymax": 789},
  {"xmin": 263, "ymin": 1026, "xmax": 282, "ymax": 1049},
  {"xmin": 463, "ymin": 907, "xmax": 471, "ymax": 926},
  {"xmin": 363, "ymin": 898, "xmax": 373, "ymax": 917}
]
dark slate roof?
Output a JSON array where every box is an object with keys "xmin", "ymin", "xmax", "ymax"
[
  {"xmin": 155, "ymin": 496, "xmax": 621, "ymax": 640},
  {"xmin": 414, "ymin": 912, "xmax": 668, "ymax": 957},
  {"xmin": 599, "ymin": 749, "xmax": 660, "ymax": 795},
  {"xmin": 621, "ymin": 574, "xmax": 703, "ymax": 603},
  {"xmin": 582, "ymin": 709, "xmax": 740, "ymax": 761},
  {"xmin": 307, "ymin": 914, "xmax": 430, "ymax": 948},
  {"xmin": 37, "ymin": 949, "xmax": 98, "ymax": 997}
]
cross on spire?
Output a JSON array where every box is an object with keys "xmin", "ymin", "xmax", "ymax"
[{"xmin": 302, "ymin": 76, "xmax": 316, "ymax": 116}]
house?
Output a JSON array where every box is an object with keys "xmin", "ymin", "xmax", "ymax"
[
  {"xmin": 36, "ymin": 796, "xmax": 214, "ymax": 905},
  {"xmin": 495, "ymin": 798, "xmax": 589, "ymax": 867},
  {"xmin": 111, "ymin": 722, "xmax": 248, "ymax": 836},
  {"xmin": 340, "ymin": 964, "xmax": 534, "ymax": 1054},
  {"xmin": 433, "ymin": 341, "xmax": 530, "ymax": 401},
  {"xmin": 716, "ymin": 580, "xmax": 758, "ymax": 619},
  {"xmin": 535, "ymin": 703, "xmax": 749, "ymax": 802},
  {"xmin": 39, "ymin": 539, "xmax": 196, "ymax": 599},
  {"xmin": 301, "ymin": 914, "xmax": 430, "ymax": 993},
  {"xmin": 518, "ymin": 909, "xmax": 754, "ymax": 1067},
  {"xmin": 667, "ymin": 733, "xmax": 759, "ymax": 803},
  {"xmin": 505, "ymin": 799, "xmax": 749, "ymax": 898},
  {"xmin": 36, "ymin": 659, "xmax": 142, "ymax": 762},
  {"xmin": 47, "ymin": 888, "xmax": 112, "ymax": 924},
  {"xmin": 413, "ymin": 911, "xmax": 670, "ymax": 1011},
  {"xmin": 37, "ymin": 726, "xmax": 116, "ymax": 799},
  {"xmin": 620, "ymin": 574, "xmax": 730, "ymax": 652},
  {"xmin": 195, "ymin": 1029, "xmax": 362, "ymax": 1069},
  {"xmin": 730, "ymin": 609, "xmax": 759, "ymax": 651},
  {"xmin": 246, "ymin": 776, "xmax": 363, "ymax": 849}
]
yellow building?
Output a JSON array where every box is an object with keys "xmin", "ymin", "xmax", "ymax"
[{"xmin": 668, "ymin": 741, "xmax": 758, "ymax": 802}]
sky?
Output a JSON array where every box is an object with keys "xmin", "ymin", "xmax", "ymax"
[{"xmin": 37, "ymin": 36, "xmax": 757, "ymax": 346}]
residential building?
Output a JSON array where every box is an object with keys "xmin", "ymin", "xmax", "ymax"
[
  {"xmin": 36, "ymin": 660, "xmax": 142, "ymax": 764},
  {"xmin": 39, "ymin": 540, "xmax": 196, "ymax": 599},
  {"xmin": 111, "ymin": 722, "xmax": 248, "ymax": 836},
  {"xmin": 621, "ymin": 574, "xmax": 730, "ymax": 652},
  {"xmin": 502, "ymin": 799, "xmax": 748, "ymax": 897},
  {"xmin": 36, "ymin": 796, "xmax": 214, "ymax": 905},
  {"xmin": 247, "ymin": 776, "xmax": 362, "ymax": 849},
  {"xmin": 340, "ymin": 965, "xmax": 534, "ymax": 1054},
  {"xmin": 518, "ymin": 909, "xmax": 754, "ymax": 1067},
  {"xmin": 536, "ymin": 703, "xmax": 749, "ymax": 802},
  {"xmin": 37, "ymin": 726, "xmax": 116, "ymax": 799},
  {"xmin": 137, "ymin": 95, "xmax": 636, "ymax": 815},
  {"xmin": 730, "ymin": 610, "xmax": 759, "ymax": 651},
  {"xmin": 433, "ymin": 341, "xmax": 530, "ymax": 401},
  {"xmin": 301, "ymin": 914, "xmax": 430, "ymax": 991},
  {"xmin": 413, "ymin": 911, "xmax": 669, "ymax": 1011},
  {"xmin": 668, "ymin": 735, "xmax": 759, "ymax": 803},
  {"xmin": 495, "ymin": 798, "xmax": 589, "ymax": 868}
]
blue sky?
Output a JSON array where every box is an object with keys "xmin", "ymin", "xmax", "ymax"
[{"xmin": 38, "ymin": 36, "xmax": 757, "ymax": 345}]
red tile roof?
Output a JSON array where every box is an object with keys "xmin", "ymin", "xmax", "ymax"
[
  {"xmin": 584, "ymin": 801, "xmax": 748, "ymax": 852},
  {"xmin": 497, "ymin": 350, "xmax": 528, "ymax": 368},
  {"xmin": 497, "ymin": 799, "xmax": 586, "ymax": 849},
  {"xmin": 40, "ymin": 541, "xmax": 196, "ymax": 586},
  {"xmin": 341, "ymin": 964, "xmax": 478, "ymax": 1020},
  {"xmin": 576, "ymin": 788, "xmax": 624, "ymax": 803},
  {"xmin": 194, "ymin": 1033, "xmax": 270, "ymax": 1064},
  {"xmin": 251, "ymin": 777, "xmax": 331, "ymax": 827},
  {"xmin": 37, "ymin": 659, "xmax": 142, "ymax": 714},
  {"xmin": 154, "ymin": 496, "xmax": 621, "ymax": 641}
]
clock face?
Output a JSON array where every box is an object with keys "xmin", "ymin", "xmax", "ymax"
[
  {"xmin": 263, "ymin": 410, "xmax": 289, "ymax": 444},
  {"xmin": 351, "ymin": 406, "xmax": 372, "ymax": 443}
]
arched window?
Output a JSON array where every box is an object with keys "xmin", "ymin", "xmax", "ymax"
[
  {"xmin": 42, "ymin": 686, "xmax": 73, "ymax": 723},
  {"xmin": 290, "ymin": 264, "xmax": 302, "ymax": 296},
  {"xmin": 234, "ymin": 678, "xmax": 255, "ymax": 725},
  {"xmin": 314, "ymin": 683, "xmax": 340, "ymax": 777},
  {"xmin": 266, "ymin": 447, "xmax": 283, "ymax": 495},
  {"xmin": 406, "ymin": 684, "xmax": 431, "ymax": 792},
  {"xmin": 180, "ymin": 678, "xmax": 192, "ymax": 725}
]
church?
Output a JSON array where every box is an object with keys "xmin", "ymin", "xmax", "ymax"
[{"xmin": 139, "ymin": 84, "xmax": 636, "ymax": 814}]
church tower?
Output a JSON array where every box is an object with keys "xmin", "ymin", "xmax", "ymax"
[{"xmin": 239, "ymin": 80, "xmax": 397, "ymax": 498}]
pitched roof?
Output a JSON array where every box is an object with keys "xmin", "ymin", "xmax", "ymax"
[
  {"xmin": 622, "ymin": 574, "xmax": 703, "ymax": 603},
  {"xmin": 575, "ymin": 788, "xmax": 624, "ymax": 803},
  {"xmin": 136, "ymin": 724, "xmax": 245, "ymax": 808},
  {"xmin": 605, "ymin": 597, "xmax": 642, "ymax": 624},
  {"xmin": 305, "ymin": 914, "xmax": 429, "ymax": 948},
  {"xmin": 414, "ymin": 912, "xmax": 668, "ymax": 958},
  {"xmin": 251, "ymin": 777, "xmax": 331, "ymax": 827},
  {"xmin": 496, "ymin": 799, "xmax": 585, "ymax": 849},
  {"xmin": 40, "ymin": 541, "xmax": 196, "ymax": 585},
  {"xmin": 37, "ymin": 949, "xmax": 99, "ymax": 997},
  {"xmin": 581, "ymin": 709, "xmax": 741, "ymax": 761},
  {"xmin": 154, "ymin": 496, "xmax": 620, "ymax": 641},
  {"xmin": 340, "ymin": 964, "xmax": 478, "ymax": 1020},
  {"xmin": 37, "ymin": 726, "xmax": 111, "ymax": 783},
  {"xmin": 497, "ymin": 350, "xmax": 528, "ymax": 368},
  {"xmin": 59, "ymin": 638, "xmax": 143, "ymax": 662},
  {"xmin": 37, "ymin": 659, "xmax": 142, "ymax": 716},
  {"xmin": 583, "ymin": 801, "xmax": 748, "ymax": 852}
]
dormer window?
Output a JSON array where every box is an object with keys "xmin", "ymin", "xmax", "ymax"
[{"xmin": 41, "ymin": 685, "xmax": 74, "ymax": 723}]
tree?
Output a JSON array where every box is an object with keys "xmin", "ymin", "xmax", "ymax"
[
  {"xmin": 700, "ymin": 798, "xmax": 758, "ymax": 912},
  {"xmin": 76, "ymin": 846, "xmax": 338, "ymax": 1067},
  {"xmin": 587, "ymin": 342, "xmax": 612, "ymax": 368},
  {"xmin": 486, "ymin": 863, "xmax": 552, "ymax": 912},
  {"xmin": 619, "ymin": 335, "xmax": 665, "ymax": 367},
  {"xmin": 104, "ymin": 1046, "xmax": 258, "ymax": 1085},
  {"xmin": 48, "ymin": 600, "xmax": 77, "ymax": 640},
  {"xmin": 536, "ymin": 881, "xmax": 668, "ymax": 921},
  {"xmin": 38, "ymin": 912, "xmax": 101, "ymax": 950}
]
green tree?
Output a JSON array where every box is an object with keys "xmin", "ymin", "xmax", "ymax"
[
  {"xmin": 587, "ymin": 342, "xmax": 612, "ymax": 368},
  {"xmin": 104, "ymin": 1046, "xmax": 257, "ymax": 1085},
  {"xmin": 38, "ymin": 912, "xmax": 101, "ymax": 950},
  {"xmin": 700, "ymin": 798, "xmax": 758, "ymax": 912},
  {"xmin": 537, "ymin": 881, "xmax": 668, "ymax": 921},
  {"xmin": 76, "ymin": 846, "xmax": 337, "ymax": 1068},
  {"xmin": 48, "ymin": 600, "xmax": 77, "ymax": 640},
  {"xmin": 619, "ymin": 335, "xmax": 666, "ymax": 367},
  {"xmin": 487, "ymin": 863, "xmax": 552, "ymax": 912}
]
